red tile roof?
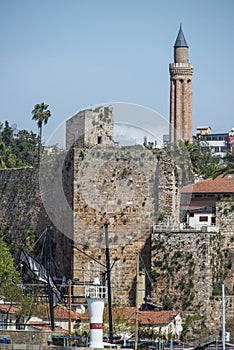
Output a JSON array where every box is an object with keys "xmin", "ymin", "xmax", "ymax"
[
  {"xmin": 181, "ymin": 175, "xmax": 234, "ymax": 194},
  {"xmin": 111, "ymin": 307, "xmax": 179, "ymax": 326},
  {"xmin": 54, "ymin": 304, "xmax": 80, "ymax": 320},
  {"xmin": 35, "ymin": 304, "xmax": 81, "ymax": 321},
  {"xmin": 138, "ymin": 310, "xmax": 179, "ymax": 325},
  {"xmin": 27, "ymin": 320, "xmax": 68, "ymax": 333},
  {"xmin": 0, "ymin": 304, "xmax": 19, "ymax": 315}
]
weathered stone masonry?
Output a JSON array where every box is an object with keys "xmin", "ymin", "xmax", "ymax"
[
  {"xmin": 1, "ymin": 150, "xmax": 234, "ymax": 334},
  {"xmin": 71, "ymin": 145, "xmax": 180, "ymax": 305},
  {"xmin": 0, "ymin": 165, "xmax": 73, "ymax": 279}
]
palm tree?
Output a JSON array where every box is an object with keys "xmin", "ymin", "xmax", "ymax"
[
  {"xmin": 212, "ymin": 149, "xmax": 234, "ymax": 178},
  {"xmin": 32, "ymin": 102, "xmax": 51, "ymax": 163}
]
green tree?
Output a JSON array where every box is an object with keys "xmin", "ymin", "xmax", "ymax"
[
  {"xmin": 0, "ymin": 142, "xmax": 22, "ymax": 168},
  {"xmin": 0, "ymin": 236, "xmax": 40, "ymax": 325},
  {"xmin": 0, "ymin": 122, "xmax": 38, "ymax": 168},
  {"xmin": 13, "ymin": 129, "xmax": 38, "ymax": 165},
  {"xmin": 162, "ymin": 296, "xmax": 174, "ymax": 310},
  {"xmin": 167, "ymin": 141, "xmax": 194, "ymax": 186},
  {"xmin": 212, "ymin": 148, "xmax": 234, "ymax": 178},
  {"xmin": 1, "ymin": 121, "xmax": 14, "ymax": 146},
  {"xmin": 168, "ymin": 140, "xmax": 219, "ymax": 184},
  {"xmin": 0, "ymin": 236, "xmax": 21, "ymax": 299},
  {"xmin": 32, "ymin": 102, "xmax": 51, "ymax": 163},
  {"xmin": 192, "ymin": 140, "xmax": 219, "ymax": 178}
]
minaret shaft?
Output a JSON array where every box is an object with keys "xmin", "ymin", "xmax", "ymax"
[{"xmin": 169, "ymin": 25, "xmax": 193, "ymax": 143}]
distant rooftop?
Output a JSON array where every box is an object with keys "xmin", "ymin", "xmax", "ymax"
[{"xmin": 182, "ymin": 175, "xmax": 234, "ymax": 194}]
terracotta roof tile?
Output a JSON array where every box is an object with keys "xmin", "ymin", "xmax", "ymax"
[
  {"xmin": 138, "ymin": 310, "xmax": 178, "ymax": 325},
  {"xmin": 112, "ymin": 307, "xmax": 179, "ymax": 326},
  {"xmin": 0, "ymin": 304, "xmax": 19, "ymax": 314},
  {"xmin": 27, "ymin": 320, "xmax": 68, "ymax": 333},
  {"xmin": 54, "ymin": 304, "xmax": 80, "ymax": 320},
  {"xmin": 181, "ymin": 175, "xmax": 234, "ymax": 194},
  {"xmin": 36, "ymin": 304, "xmax": 80, "ymax": 321}
]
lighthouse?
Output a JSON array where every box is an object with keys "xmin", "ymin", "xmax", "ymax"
[{"xmin": 85, "ymin": 280, "xmax": 107, "ymax": 348}]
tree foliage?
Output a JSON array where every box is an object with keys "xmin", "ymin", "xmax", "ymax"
[
  {"xmin": 0, "ymin": 121, "xmax": 38, "ymax": 168},
  {"xmin": 0, "ymin": 235, "xmax": 21, "ymax": 299},
  {"xmin": 0, "ymin": 235, "xmax": 40, "ymax": 321},
  {"xmin": 212, "ymin": 148, "xmax": 234, "ymax": 178},
  {"xmin": 167, "ymin": 141, "xmax": 195, "ymax": 186},
  {"xmin": 32, "ymin": 102, "xmax": 51, "ymax": 163},
  {"xmin": 167, "ymin": 140, "xmax": 220, "ymax": 184},
  {"xmin": 192, "ymin": 139, "xmax": 219, "ymax": 178}
]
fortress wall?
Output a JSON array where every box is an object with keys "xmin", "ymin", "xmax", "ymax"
[
  {"xmin": 71, "ymin": 145, "xmax": 180, "ymax": 304},
  {"xmin": 216, "ymin": 201, "xmax": 234, "ymax": 233},
  {"xmin": 0, "ymin": 162, "xmax": 73, "ymax": 279},
  {"xmin": 0, "ymin": 167, "xmax": 43, "ymax": 251},
  {"xmin": 151, "ymin": 230, "xmax": 234, "ymax": 333},
  {"xmin": 1, "ymin": 150, "xmax": 233, "ymax": 334}
]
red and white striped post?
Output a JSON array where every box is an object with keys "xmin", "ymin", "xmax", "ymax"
[{"xmin": 86, "ymin": 283, "xmax": 107, "ymax": 348}]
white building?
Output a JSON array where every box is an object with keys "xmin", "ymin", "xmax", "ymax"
[
  {"xmin": 181, "ymin": 175, "xmax": 234, "ymax": 231},
  {"xmin": 195, "ymin": 126, "xmax": 234, "ymax": 160}
]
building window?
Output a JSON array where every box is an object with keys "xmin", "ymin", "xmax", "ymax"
[
  {"xmin": 199, "ymin": 216, "xmax": 208, "ymax": 222},
  {"xmin": 189, "ymin": 213, "xmax": 194, "ymax": 217},
  {"xmin": 98, "ymin": 136, "xmax": 102, "ymax": 144},
  {"xmin": 211, "ymin": 217, "xmax": 216, "ymax": 225}
]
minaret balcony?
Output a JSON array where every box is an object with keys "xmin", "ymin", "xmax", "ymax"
[
  {"xmin": 169, "ymin": 63, "xmax": 193, "ymax": 76},
  {"xmin": 169, "ymin": 63, "xmax": 193, "ymax": 69}
]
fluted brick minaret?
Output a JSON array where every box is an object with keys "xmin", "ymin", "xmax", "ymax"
[{"xmin": 169, "ymin": 24, "xmax": 193, "ymax": 143}]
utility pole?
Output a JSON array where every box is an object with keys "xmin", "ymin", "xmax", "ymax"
[
  {"xmin": 104, "ymin": 223, "xmax": 113, "ymax": 344},
  {"xmin": 45, "ymin": 226, "xmax": 55, "ymax": 331},
  {"xmin": 222, "ymin": 283, "xmax": 225, "ymax": 350},
  {"xmin": 68, "ymin": 279, "xmax": 72, "ymax": 334},
  {"xmin": 134, "ymin": 253, "xmax": 139, "ymax": 350}
]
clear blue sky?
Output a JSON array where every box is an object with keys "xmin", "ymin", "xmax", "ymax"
[{"xmin": 0, "ymin": 0, "xmax": 233, "ymax": 143}]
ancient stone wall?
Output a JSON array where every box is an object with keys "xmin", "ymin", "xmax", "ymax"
[
  {"xmin": 0, "ymin": 167, "xmax": 43, "ymax": 253},
  {"xmin": 71, "ymin": 145, "xmax": 180, "ymax": 304},
  {"xmin": 0, "ymin": 164, "xmax": 73, "ymax": 280},
  {"xmin": 66, "ymin": 106, "xmax": 114, "ymax": 150},
  {"xmin": 0, "ymin": 329, "xmax": 56, "ymax": 347},
  {"xmin": 151, "ymin": 230, "xmax": 234, "ymax": 334},
  {"xmin": 216, "ymin": 201, "xmax": 234, "ymax": 233},
  {"xmin": 1, "ymin": 150, "xmax": 234, "ymax": 335}
]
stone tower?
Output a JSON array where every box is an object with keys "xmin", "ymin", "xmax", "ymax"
[
  {"xmin": 66, "ymin": 105, "xmax": 114, "ymax": 149},
  {"xmin": 169, "ymin": 25, "xmax": 193, "ymax": 143}
]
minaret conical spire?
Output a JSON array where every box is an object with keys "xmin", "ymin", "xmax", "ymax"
[{"xmin": 174, "ymin": 23, "xmax": 188, "ymax": 48}]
